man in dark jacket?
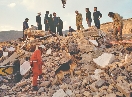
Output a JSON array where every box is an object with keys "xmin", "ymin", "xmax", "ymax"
[
  {"xmin": 86, "ymin": 8, "xmax": 92, "ymax": 27},
  {"xmin": 69, "ymin": 26, "xmax": 75, "ymax": 32},
  {"xmin": 23, "ymin": 18, "xmax": 29, "ymax": 39},
  {"xmin": 44, "ymin": 11, "xmax": 49, "ymax": 31},
  {"xmin": 53, "ymin": 12, "xmax": 58, "ymax": 33},
  {"xmin": 57, "ymin": 17, "xmax": 63, "ymax": 36},
  {"xmin": 93, "ymin": 7, "xmax": 102, "ymax": 29},
  {"xmin": 36, "ymin": 12, "xmax": 42, "ymax": 30},
  {"xmin": 49, "ymin": 14, "xmax": 54, "ymax": 32}
]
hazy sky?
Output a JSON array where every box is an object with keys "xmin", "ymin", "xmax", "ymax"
[{"xmin": 0, "ymin": 0, "xmax": 132, "ymax": 31}]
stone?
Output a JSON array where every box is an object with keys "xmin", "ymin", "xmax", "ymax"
[
  {"xmin": 52, "ymin": 89, "xmax": 67, "ymax": 97},
  {"xmin": 65, "ymin": 89, "xmax": 73, "ymax": 96},
  {"xmin": 20, "ymin": 61, "xmax": 31, "ymax": 75},
  {"xmin": 93, "ymin": 53, "xmax": 115, "ymax": 68},
  {"xmin": 116, "ymin": 82, "xmax": 131, "ymax": 97},
  {"xmin": 105, "ymin": 93, "xmax": 116, "ymax": 97},
  {"xmin": 38, "ymin": 87, "xmax": 45, "ymax": 93},
  {"xmin": 95, "ymin": 79, "xmax": 105, "ymax": 88},
  {"xmin": 83, "ymin": 91, "xmax": 90, "ymax": 96},
  {"xmin": 0, "ymin": 84, "xmax": 10, "ymax": 89},
  {"xmin": 89, "ymin": 39, "xmax": 98, "ymax": 46},
  {"xmin": 89, "ymin": 82, "xmax": 97, "ymax": 91}
]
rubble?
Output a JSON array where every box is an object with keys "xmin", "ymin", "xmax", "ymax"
[{"xmin": 0, "ymin": 26, "xmax": 132, "ymax": 97}]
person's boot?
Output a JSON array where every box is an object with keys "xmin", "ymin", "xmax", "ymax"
[
  {"xmin": 33, "ymin": 86, "xmax": 39, "ymax": 91},
  {"xmin": 39, "ymin": 75, "xmax": 43, "ymax": 79}
]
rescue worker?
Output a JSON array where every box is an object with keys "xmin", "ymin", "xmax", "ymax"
[
  {"xmin": 30, "ymin": 45, "xmax": 44, "ymax": 91},
  {"xmin": 44, "ymin": 11, "xmax": 49, "ymax": 31},
  {"xmin": 57, "ymin": 17, "xmax": 63, "ymax": 36},
  {"xmin": 69, "ymin": 26, "xmax": 76, "ymax": 32},
  {"xmin": 108, "ymin": 12, "xmax": 123, "ymax": 41},
  {"xmin": 23, "ymin": 18, "xmax": 29, "ymax": 40},
  {"xmin": 36, "ymin": 12, "xmax": 42, "ymax": 30},
  {"xmin": 86, "ymin": 8, "xmax": 92, "ymax": 27},
  {"xmin": 75, "ymin": 10, "xmax": 84, "ymax": 31},
  {"xmin": 53, "ymin": 12, "xmax": 58, "ymax": 33},
  {"xmin": 93, "ymin": 7, "xmax": 102, "ymax": 29},
  {"xmin": 49, "ymin": 14, "xmax": 54, "ymax": 32}
]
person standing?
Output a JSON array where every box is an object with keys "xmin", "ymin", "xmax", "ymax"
[
  {"xmin": 108, "ymin": 12, "xmax": 123, "ymax": 41},
  {"xmin": 30, "ymin": 45, "xmax": 44, "ymax": 91},
  {"xmin": 23, "ymin": 18, "xmax": 29, "ymax": 40},
  {"xmin": 36, "ymin": 12, "xmax": 42, "ymax": 30},
  {"xmin": 93, "ymin": 7, "xmax": 102, "ymax": 29},
  {"xmin": 75, "ymin": 10, "xmax": 84, "ymax": 31},
  {"xmin": 44, "ymin": 11, "xmax": 49, "ymax": 31},
  {"xmin": 49, "ymin": 14, "xmax": 54, "ymax": 32},
  {"xmin": 57, "ymin": 17, "xmax": 63, "ymax": 36},
  {"xmin": 53, "ymin": 12, "xmax": 58, "ymax": 33},
  {"xmin": 86, "ymin": 8, "xmax": 92, "ymax": 27}
]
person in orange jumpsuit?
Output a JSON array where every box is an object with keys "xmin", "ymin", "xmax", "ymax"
[{"xmin": 30, "ymin": 45, "xmax": 43, "ymax": 91}]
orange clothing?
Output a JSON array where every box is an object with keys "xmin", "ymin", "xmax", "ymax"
[{"xmin": 30, "ymin": 49, "xmax": 42, "ymax": 86}]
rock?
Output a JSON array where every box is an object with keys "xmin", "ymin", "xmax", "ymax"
[
  {"xmin": 93, "ymin": 53, "xmax": 115, "ymax": 68},
  {"xmin": 83, "ymin": 91, "xmax": 90, "ymax": 96},
  {"xmin": 65, "ymin": 89, "xmax": 73, "ymax": 96},
  {"xmin": 95, "ymin": 79, "xmax": 105, "ymax": 88},
  {"xmin": 0, "ymin": 84, "xmax": 10, "ymax": 89},
  {"xmin": 105, "ymin": 93, "xmax": 116, "ymax": 97},
  {"xmin": 40, "ymin": 81, "xmax": 50, "ymax": 87},
  {"xmin": 52, "ymin": 89, "xmax": 67, "ymax": 97},
  {"xmin": 38, "ymin": 87, "xmax": 45, "ymax": 93}
]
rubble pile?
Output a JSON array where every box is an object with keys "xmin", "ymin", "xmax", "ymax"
[{"xmin": 0, "ymin": 27, "xmax": 132, "ymax": 97}]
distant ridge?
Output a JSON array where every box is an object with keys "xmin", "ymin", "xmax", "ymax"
[{"xmin": 0, "ymin": 31, "xmax": 23, "ymax": 42}]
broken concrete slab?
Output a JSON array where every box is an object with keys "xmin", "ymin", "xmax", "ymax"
[
  {"xmin": 93, "ymin": 53, "xmax": 115, "ymax": 68},
  {"xmin": 52, "ymin": 89, "xmax": 67, "ymax": 97},
  {"xmin": 20, "ymin": 61, "xmax": 31, "ymax": 75},
  {"xmin": 89, "ymin": 39, "xmax": 98, "ymax": 46},
  {"xmin": 46, "ymin": 48, "xmax": 51, "ymax": 54},
  {"xmin": 95, "ymin": 79, "xmax": 105, "ymax": 88},
  {"xmin": 83, "ymin": 91, "xmax": 90, "ymax": 96}
]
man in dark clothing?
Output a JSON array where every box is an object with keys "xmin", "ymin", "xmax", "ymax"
[
  {"xmin": 57, "ymin": 17, "xmax": 63, "ymax": 36},
  {"xmin": 86, "ymin": 8, "xmax": 92, "ymax": 27},
  {"xmin": 53, "ymin": 12, "xmax": 58, "ymax": 33},
  {"xmin": 69, "ymin": 26, "xmax": 75, "ymax": 32},
  {"xmin": 36, "ymin": 12, "xmax": 42, "ymax": 30},
  {"xmin": 48, "ymin": 14, "xmax": 54, "ymax": 32},
  {"xmin": 44, "ymin": 11, "xmax": 49, "ymax": 31},
  {"xmin": 23, "ymin": 18, "xmax": 29, "ymax": 39},
  {"xmin": 93, "ymin": 7, "xmax": 102, "ymax": 29}
]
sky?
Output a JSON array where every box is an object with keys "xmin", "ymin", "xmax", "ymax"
[{"xmin": 0, "ymin": 0, "xmax": 132, "ymax": 31}]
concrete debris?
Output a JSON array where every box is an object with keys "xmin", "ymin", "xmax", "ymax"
[
  {"xmin": 95, "ymin": 79, "xmax": 106, "ymax": 88},
  {"xmin": 0, "ymin": 27, "xmax": 132, "ymax": 97},
  {"xmin": 52, "ymin": 89, "xmax": 67, "ymax": 97},
  {"xmin": 93, "ymin": 53, "xmax": 115, "ymax": 68}
]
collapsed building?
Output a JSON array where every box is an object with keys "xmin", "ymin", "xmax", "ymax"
[{"xmin": 0, "ymin": 20, "xmax": 132, "ymax": 97}]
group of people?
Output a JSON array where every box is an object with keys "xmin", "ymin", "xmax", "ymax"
[
  {"xmin": 75, "ymin": 7, "xmax": 102, "ymax": 31},
  {"xmin": 76, "ymin": 7, "xmax": 123, "ymax": 41},
  {"xmin": 23, "ymin": 11, "xmax": 64, "ymax": 39},
  {"xmin": 44, "ymin": 11, "xmax": 63, "ymax": 36},
  {"xmin": 23, "ymin": 7, "xmax": 123, "ymax": 41}
]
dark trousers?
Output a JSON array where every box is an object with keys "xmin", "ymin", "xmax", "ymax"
[
  {"xmin": 53, "ymin": 25, "xmax": 57, "ymax": 33},
  {"xmin": 38, "ymin": 24, "xmax": 42, "ymax": 30},
  {"xmin": 94, "ymin": 19, "xmax": 100, "ymax": 29},
  {"xmin": 57, "ymin": 28, "xmax": 63, "ymax": 36},
  {"xmin": 45, "ymin": 23, "xmax": 49, "ymax": 31},
  {"xmin": 49, "ymin": 25, "xmax": 54, "ymax": 32}
]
